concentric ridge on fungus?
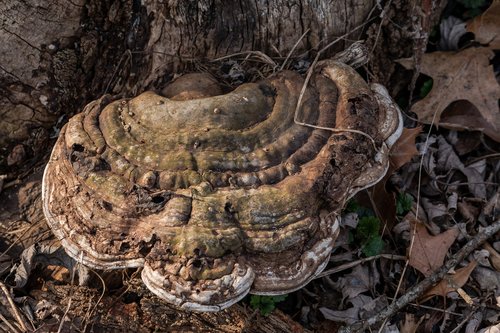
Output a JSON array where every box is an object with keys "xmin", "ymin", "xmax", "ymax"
[{"xmin": 42, "ymin": 61, "xmax": 403, "ymax": 312}]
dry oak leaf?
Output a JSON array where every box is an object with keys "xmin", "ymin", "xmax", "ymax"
[
  {"xmin": 408, "ymin": 219, "xmax": 460, "ymax": 276},
  {"xmin": 399, "ymin": 313, "xmax": 421, "ymax": 333},
  {"xmin": 420, "ymin": 260, "xmax": 477, "ymax": 302},
  {"xmin": 466, "ymin": 0, "xmax": 500, "ymax": 48},
  {"xmin": 483, "ymin": 242, "xmax": 500, "ymax": 271},
  {"xmin": 389, "ymin": 127, "xmax": 421, "ymax": 171},
  {"xmin": 369, "ymin": 127, "xmax": 421, "ymax": 229},
  {"xmin": 398, "ymin": 47, "xmax": 500, "ymax": 142}
]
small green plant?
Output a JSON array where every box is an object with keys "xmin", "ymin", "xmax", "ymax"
[
  {"xmin": 345, "ymin": 200, "xmax": 384, "ymax": 256},
  {"xmin": 396, "ymin": 192, "xmax": 414, "ymax": 216},
  {"xmin": 345, "ymin": 199, "xmax": 361, "ymax": 213},
  {"xmin": 419, "ymin": 79, "xmax": 433, "ymax": 98},
  {"xmin": 249, "ymin": 294, "xmax": 287, "ymax": 316},
  {"xmin": 457, "ymin": 0, "xmax": 488, "ymax": 17},
  {"xmin": 457, "ymin": 0, "xmax": 487, "ymax": 9},
  {"xmin": 355, "ymin": 216, "xmax": 385, "ymax": 256},
  {"xmin": 345, "ymin": 199, "xmax": 374, "ymax": 217}
]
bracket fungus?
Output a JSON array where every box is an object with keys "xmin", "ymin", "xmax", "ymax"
[{"xmin": 42, "ymin": 61, "xmax": 402, "ymax": 311}]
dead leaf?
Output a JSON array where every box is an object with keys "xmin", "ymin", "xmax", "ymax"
[
  {"xmin": 0, "ymin": 253, "xmax": 12, "ymax": 276},
  {"xmin": 437, "ymin": 136, "xmax": 487, "ymax": 198},
  {"xmin": 440, "ymin": 303, "xmax": 458, "ymax": 332},
  {"xmin": 439, "ymin": 101, "xmax": 500, "ymax": 143},
  {"xmin": 369, "ymin": 181, "xmax": 397, "ymax": 231},
  {"xmin": 437, "ymin": 136, "xmax": 463, "ymax": 171},
  {"xmin": 483, "ymin": 242, "xmax": 500, "ymax": 271},
  {"xmin": 334, "ymin": 264, "xmax": 380, "ymax": 300},
  {"xmin": 479, "ymin": 323, "xmax": 500, "ymax": 333},
  {"xmin": 35, "ymin": 299, "xmax": 59, "ymax": 320},
  {"xmin": 446, "ymin": 131, "xmax": 482, "ymax": 156},
  {"xmin": 389, "ymin": 127, "xmax": 422, "ymax": 171},
  {"xmin": 421, "ymin": 197, "xmax": 449, "ymax": 225},
  {"xmin": 400, "ymin": 313, "xmax": 421, "ymax": 333},
  {"xmin": 446, "ymin": 191, "xmax": 458, "ymax": 214},
  {"xmin": 7, "ymin": 144, "xmax": 26, "ymax": 166},
  {"xmin": 466, "ymin": 0, "xmax": 500, "ymax": 48},
  {"xmin": 14, "ymin": 240, "xmax": 89, "ymax": 288},
  {"xmin": 484, "ymin": 192, "xmax": 500, "ymax": 216},
  {"xmin": 465, "ymin": 311, "xmax": 483, "ymax": 333},
  {"xmin": 457, "ymin": 200, "xmax": 478, "ymax": 223},
  {"xmin": 319, "ymin": 295, "xmax": 388, "ymax": 324},
  {"xmin": 463, "ymin": 160, "xmax": 487, "ymax": 199},
  {"xmin": 394, "ymin": 218, "xmax": 411, "ymax": 241},
  {"xmin": 473, "ymin": 266, "xmax": 500, "ymax": 292},
  {"xmin": 398, "ymin": 47, "xmax": 500, "ymax": 142},
  {"xmin": 358, "ymin": 295, "xmax": 388, "ymax": 320},
  {"xmin": 420, "ymin": 260, "xmax": 477, "ymax": 301},
  {"xmin": 380, "ymin": 325, "xmax": 400, "ymax": 333},
  {"xmin": 408, "ymin": 219, "xmax": 460, "ymax": 276},
  {"xmin": 341, "ymin": 212, "xmax": 359, "ymax": 228},
  {"xmin": 319, "ymin": 306, "xmax": 358, "ymax": 324},
  {"xmin": 319, "ymin": 294, "xmax": 372, "ymax": 324},
  {"xmin": 474, "ymin": 249, "xmax": 493, "ymax": 267},
  {"xmin": 369, "ymin": 127, "xmax": 421, "ymax": 229}
]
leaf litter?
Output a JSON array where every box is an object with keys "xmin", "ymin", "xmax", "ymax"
[
  {"xmin": 397, "ymin": 47, "xmax": 500, "ymax": 142},
  {"xmin": 407, "ymin": 219, "xmax": 460, "ymax": 277},
  {"xmin": 316, "ymin": 10, "xmax": 500, "ymax": 331},
  {"xmin": 1, "ymin": 5, "xmax": 500, "ymax": 333},
  {"xmin": 420, "ymin": 260, "xmax": 478, "ymax": 302}
]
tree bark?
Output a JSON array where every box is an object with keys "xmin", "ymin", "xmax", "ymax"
[
  {"xmin": 0, "ymin": 0, "xmax": 444, "ymax": 331},
  {"xmin": 0, "ymin": 0, "xmax": 380, "ymax": 173}
]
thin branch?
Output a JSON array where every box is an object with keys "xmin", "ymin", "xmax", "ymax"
[
  {"xmin": 82, "ymin": 269, "xmax": 106, "ymax": 332},
  {"xmin": 57, "ymin": 253, "xmax": 79, "ymax": 333},
  {"xmin": 0, "ymin": 312, "xmax": 22, "ymax": 333},
  {"xmin": 280, "ymin": 28, "xmax": 310, "ymax": 71},
  {"xmin": 448, "ymin": 308, "xmax": 478, "ymax": 333},
  {"xmin": 210, "ymin": 51, "xmax": 277, "ymax": 67},
  {"xmin": 293, "ymin": 27, "xmax": 379, "ymax": 152},
  {"xmin": 0, "ymin": 282, "xmax": 28, "ymax": 332},
  {"xmin": 315, "ymin": 254, "xmax": 406, "ymax": 279},
  {"xmin": 339, "ymin": 219, "xmax": 500, "ymax": 333},
  {"xmin": 385, "ymin": 298, "xmax": 463, "ymax": 316}
]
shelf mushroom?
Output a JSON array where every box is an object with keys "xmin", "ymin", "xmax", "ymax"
[{"xmin": 42, "ymin": 61, "xmax": 402, "ymax": 311}]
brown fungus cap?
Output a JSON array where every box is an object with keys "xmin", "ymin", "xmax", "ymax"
[{"xmin": 42, "ymin": 62, "xmax": 402, "ymax": 312}]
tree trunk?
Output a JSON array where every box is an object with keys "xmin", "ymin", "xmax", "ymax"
[{"xmin": 0, "ymin": 0, "xmax": 443, "ymax": 331}]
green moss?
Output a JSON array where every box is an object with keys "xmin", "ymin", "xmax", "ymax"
[
  {"xmin": 355, "ymin": 216, "xmax": 385, "ymax": 256},
  {"xmin": 250, "ymin": 294, "xmax": 288, "ymax": 316}
]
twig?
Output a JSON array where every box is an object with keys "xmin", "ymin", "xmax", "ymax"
[
  {"xmin": 0, "ymin": 282, "xmax": 28, "ymax": 332},
  {"xmin": 467, "ymin": 152, "xmax": 500, "ymax": 166},
  {"xmin": 57, "ymin": 253, "xmax": 79, "ymax": 333},
  {"xmin": 104, "ymin": 49, "xmax": 132, "ymax": 95},
  {"xmin": 315, "ymin": 254, "xmax": 406, "ymax": 279},
  {"xmin": 384, "ymin": 58, "xmax": 474, "ymax": 331},
  {"xmin": 0, "ymin": 312, "xmax": 22, "ymax": 333},
  {"xmin": 448, "ymin": 308, "xmax": 478, "ymax": 333},
  {"xmin": 280, "ymin": 28, "xmax": 310, "ymax": 71},
  {"xmin": 291, "ymin": 19, "xmax": 382, "ymax": 156},
  {"xmin": 0, "ymin": 221, "xmax": 39, "ymax": 259},
  {"xmin": 385, "ymin": 298, "xmax": 463, "ymax": 316},
  {"xmin": 81, "ymin": 269, "xmax": 106, "ymax": 332},
  {"xmin": 339, "ymin": 219, "xmax": 500, "ymax": 333},
  {"xmin": 210, "ymin": 51, "xmax": 277, "ymax": 67},
  {"xmin": 293, "ymin": 30, "xmax": 379, "ymax": 152}
]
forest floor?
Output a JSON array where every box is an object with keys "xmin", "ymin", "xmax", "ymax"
[{"xmin": 0, "ymin": 1, "xmax": 499, "ymax": 333}]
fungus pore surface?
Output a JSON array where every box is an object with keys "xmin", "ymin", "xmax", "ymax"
[{"xmin": 42, "ymin": 62, "xmax": 403, "ymax": 311}]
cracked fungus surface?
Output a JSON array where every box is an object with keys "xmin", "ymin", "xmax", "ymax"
[{"xmin": 42, "ymin": 62, "xmax": 402, "ymax": 311}]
